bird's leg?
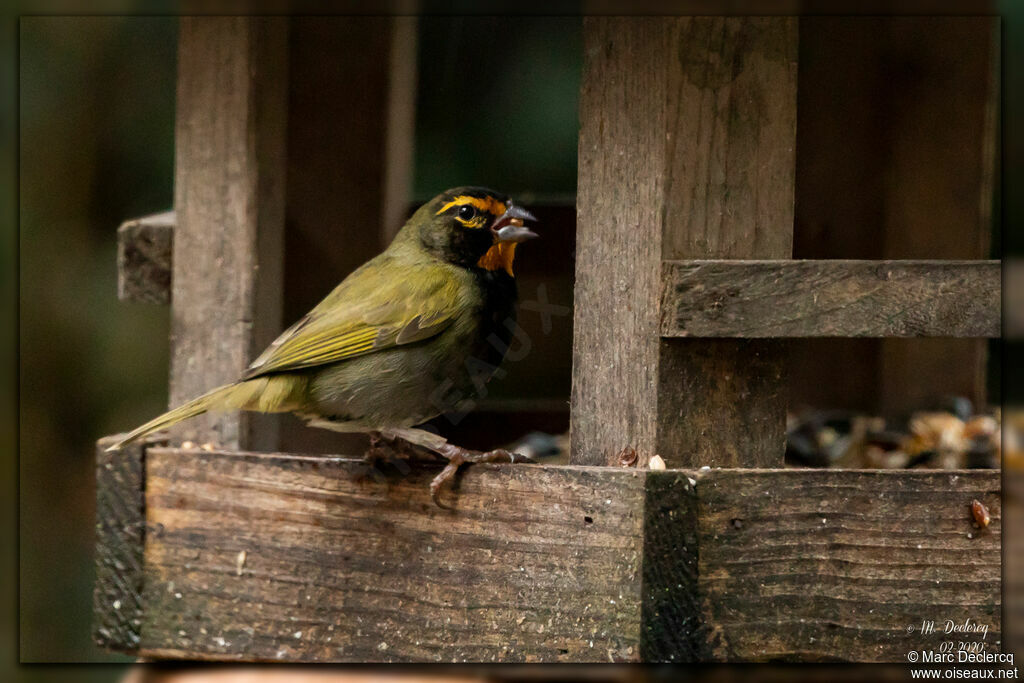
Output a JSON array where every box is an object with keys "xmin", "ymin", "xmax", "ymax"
[
  {"xmin": 429, "ymin": 443, "xmax": 536, "ymax": 508},
  {"xmin": 362, "ymin": 431, "xmax": 440, "ymax": 481},
  {"xmin": 369, "ymin": 427, "xmax": 536, "ymax": 507},
  {"xmin": 366, "ymin": 431, "xmax": 395, "ymax": 465}
]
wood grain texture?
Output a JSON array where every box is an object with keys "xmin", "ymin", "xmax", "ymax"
[
  {"xmin": 692, "ymin": 469, "xmax": 1001, "ymax": 662},
  {"xmin": 100, "ymin": 448, "xmax": 1000, "ymax": 663},
  {"xmin": 657, "ymin": 338, "xmax": 787, "ymax": 469},
  {"xmin": 94, "ymin": 434, "xmax": 166, "ymax": 653},
  {"xmin": 572, "ymin": 17, "xmax": 797, "ymax": 468},
  {"xmin": 640, "ymin": 470, "xmax": 703, "ymax": 661},
  {"xmin": 170, "ymin": 17, "xmax": 288, "ymax": 451},
  {"xmin": 117, "ymin": 212, "xmax": 174, "ymax": 305},
  {"xmin": 662, "ymin": 260, "xmax": 1001, "ymax": 338},
  {"xmin": 138, "ymin": 448, "xmax": 651, "ymax": 663},
  {"xmin": 659, "ymin": 18, "xmax": 798, "ymax": 262}
]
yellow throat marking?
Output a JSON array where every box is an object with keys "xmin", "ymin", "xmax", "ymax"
[{"xmin": 477, "ymin": 241, "xmax": 517, "ymax": 277}]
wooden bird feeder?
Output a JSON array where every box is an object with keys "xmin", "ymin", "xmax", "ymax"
[{"xmin": 95, "ymin": 16, "xmax": 1003, "ymax": 662}]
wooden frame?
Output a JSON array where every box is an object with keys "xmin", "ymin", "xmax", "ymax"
[
  {"xmin": 662, "ymin": 260, "xmax": 1001, "ymax": 338},
  {"xmin": 94, "ymin": 443, "xmax": 999, "ymax": 662},
  {"xmin": 96, "ymin": 16, "xmax": 1003, "ymax": 663}
]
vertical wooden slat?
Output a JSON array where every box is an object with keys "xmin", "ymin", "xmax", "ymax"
[
  {"xmin": 93, "ymin": 435, "xmax": 163, "ymax": 654},
  {"xmin": 278, "ymin": 17, "xmax": 416, "ymax": 454},
  {"xmin": 381, "ymin": 16, "xmax": 418, "ymax": 242},
  {"xmin": 170, "ymin": 17, "xmax": 288, "ymax": 450},
  {"xmin": 572, "ymin": 17, "xmax": 797, "ymax": 467},
  {"xmin": 878, "ymin": 17, "xmax": 999, "ymax": 417}
]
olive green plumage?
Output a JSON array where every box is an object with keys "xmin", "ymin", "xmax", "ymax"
[{"xmin": 108, "ymin": 186, "xmax": 537, "ymax": 452}]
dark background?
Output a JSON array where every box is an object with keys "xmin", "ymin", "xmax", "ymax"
[{"xmin": 12, "ymin": 6, "xmax": 1024, "ymax": 676}]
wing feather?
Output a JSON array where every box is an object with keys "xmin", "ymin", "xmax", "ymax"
[{"xmin": 242, "ymin": 256, "xmax": 463, "ymax": 379}]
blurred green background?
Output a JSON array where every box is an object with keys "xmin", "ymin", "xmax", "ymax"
[{"xmin": 19, "ymin": 16, "xmax": 178, "ymax": 670}]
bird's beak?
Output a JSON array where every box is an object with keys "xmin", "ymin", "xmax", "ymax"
[{"xmin": 492, "ymin": 204, "xmax": 539, "ymax": 243}]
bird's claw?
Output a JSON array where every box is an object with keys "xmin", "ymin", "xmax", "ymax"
[{"xmin": 428, "ymin": 446, "xmax": 536, "ymax": 508}]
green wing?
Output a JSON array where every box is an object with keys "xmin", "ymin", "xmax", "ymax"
[{"xmin": 242, "ymin": 256, "xmax": 464, "ymax": 379}]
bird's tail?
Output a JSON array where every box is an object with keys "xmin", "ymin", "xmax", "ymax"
[{"xmin": 105, "ymin": 375, "xmax": 304, "ymax": 451}]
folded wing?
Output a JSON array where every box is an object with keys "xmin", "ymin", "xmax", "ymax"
[{"xmin": 242, "ymin": 256, "xmax": 463, "ymax": 379}]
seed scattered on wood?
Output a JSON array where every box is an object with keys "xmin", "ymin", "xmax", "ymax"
[
  {"xmin": 971, "ymin": 499, "xmax": 990, "ymax": 528},
  {"xmin": 617, "ymin": 447, "xmax": 638, "ymax": 467},
  {"xmin": 649, "ymin": 455, "xmax": 666, "ymax": 470},
  {"xmin": 236, "ymin": 550, "xmax": 247, "ymax": 576}
]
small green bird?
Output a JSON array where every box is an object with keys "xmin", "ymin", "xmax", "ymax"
[{"xmin": 109, "ymin": 186, "xmax": 538, "ymax": 504}]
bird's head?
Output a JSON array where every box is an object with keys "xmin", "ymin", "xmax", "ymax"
[{"xmin": 403, "ymin": 186, "xmax": 538, "ymax": 276}]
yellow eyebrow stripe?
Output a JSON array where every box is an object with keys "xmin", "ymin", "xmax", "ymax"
[{"xmin": 435, "ymin": 195, "xmax": 507, "ymax": 216}]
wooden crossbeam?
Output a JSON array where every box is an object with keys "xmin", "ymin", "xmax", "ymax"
[
  {"xmin": 662, "ymin": 259, "xmax": 1001, "ymax": 338},
  {"xmin": 117, "ymin": 212, "xmax": 174, "ymax": 305},
  {"xmin": 94, "ymin": 444, "xmax": 1000, "ymax": 663},
  {"xmin": 118, "ymin": 226, "xmax": 1003, "ymax": 340}
]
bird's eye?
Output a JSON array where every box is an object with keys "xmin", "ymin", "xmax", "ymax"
[{"xmin": 458, "ymin": 205, "xmax": 477, "ymax": 221}]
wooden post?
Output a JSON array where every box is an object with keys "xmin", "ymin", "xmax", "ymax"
[
  {"xmin": 572, "ymin": 18, "xmax": 798, "ymax": 467},
  {"xmin": 93, "ymin": 436, "xmax": 153, "ymax": 653},
  {"xmin": 878, "ymin": 17, "xmax": 1000, "ymax": 416},
  {"xmin": 170, "ymin": 17, "xmax": 288, "ymax": 451},
  {"xmin": 381, "ymin": 16, "xmax": 418, "ymax": 243},
  {"xmin": 278, "ymin": 17, "xmax": 416, "ymax": 454}
]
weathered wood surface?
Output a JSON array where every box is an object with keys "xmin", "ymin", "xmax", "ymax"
[
  {"xmin": 138, "ymin": 448, "xmax": 652, "ymax": 663},
  {"xmin": 662, "ymin": 260, "xmax": 1001, "ymax": 338},
  {"xmin": 94, "ymin": 446, "xmax": 1001, "ymax": 662},
  {"xmin": 117, "ymin": 212, "xmax": 174, "ymax": 305},
  {"xmin": 170, "ymin": 17, "xmax": 288, "ymax": 451},
  {"xmin": 94, "ymin": 434, "xmax": 166, "ymax": 652},
  {"xmin": 572, "ymin": 17, "xmax": 797, "ymax": 469},
  {"xmin": 691, "ymin": 469, "xmax": 1000, "ymax": 662}
]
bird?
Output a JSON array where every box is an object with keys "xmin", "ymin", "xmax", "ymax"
[{"xmin": 108, "ymin": 186, "xmax": 539, "ymax": 506}]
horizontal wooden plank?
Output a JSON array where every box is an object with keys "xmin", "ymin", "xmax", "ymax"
[
  {"xmin": 691, "ymin": 468, "xmax": 1000, "ymax": 662},
  {"xmin": 104, "ymin": 446, "xmax": 1000, "ymax": 663},
  {"xmin": 138, "ymin": 448, "xmax": 658, "ymax": 663},
  {"xmin": 661, "ymin": 259, "xmax": 1001, "ymax": 338},
  {"xmin": 117, "ymin": 211, "xmax": 175, "ymax": 304}
]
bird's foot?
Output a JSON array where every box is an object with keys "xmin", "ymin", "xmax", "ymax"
[
  {"xmin": 353, "ymin": 433, "xmax": 414, "ymax": 484},
  {"xmin": 429, "ymin": 444, "xmax": 536, "ymax": 508}
]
